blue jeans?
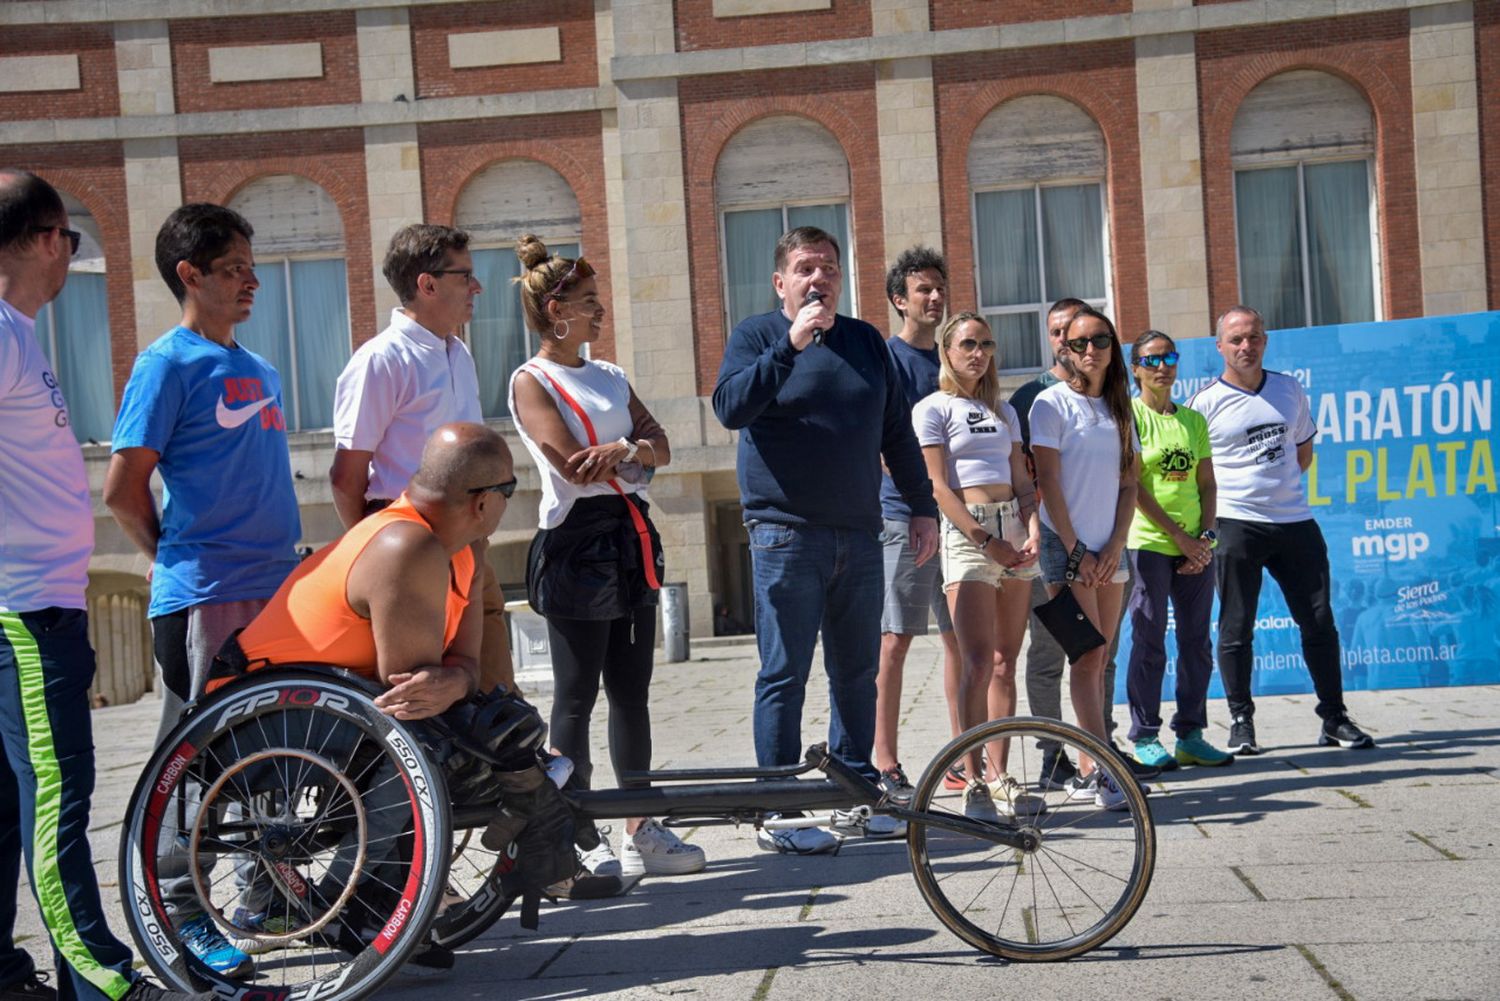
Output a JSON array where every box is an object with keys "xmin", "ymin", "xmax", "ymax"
[{"xmin": 748, "ymin": 522, "xmax": 883, "ymax": 782}]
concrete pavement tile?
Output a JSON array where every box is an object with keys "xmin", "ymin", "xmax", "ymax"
[
  {"xmin": 1314, "ymin": 941, "xmax": 1500, "ymax": 1001},
  {"xmin": 1234, "ymin": 858, "xmax": 1500, "ymax": 902}
]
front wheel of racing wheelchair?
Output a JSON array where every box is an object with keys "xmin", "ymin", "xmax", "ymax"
[{"xmin": 120, "ymin": 666, "xmax": 456, "ymax": 1001}]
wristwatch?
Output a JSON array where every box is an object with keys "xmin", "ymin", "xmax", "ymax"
[
  {"xmin": 616, "ymin": 436, "xmax": 640, "ymax": 462},
  {"xmin": 1199, "ymin": 529, "xmax": 1218, "ymax": 548}
]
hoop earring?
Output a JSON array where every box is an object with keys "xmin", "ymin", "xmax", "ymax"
[{"xmin": 552, "ymin": 320, "xmax": 571, "ymax": 341}]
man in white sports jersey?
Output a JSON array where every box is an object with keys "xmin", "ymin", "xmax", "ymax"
[{"xmin": 1187, "ymin": 305, "xmax": 1373, "ymax": 755}]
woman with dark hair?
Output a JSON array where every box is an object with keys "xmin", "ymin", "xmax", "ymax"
[
  {"xmin": 913, "ymin": 312, "xmax": 1044, "ymax": 821},
  {"xmin": 507, "ymin": 234, "xmax": 706, "ymax": 879},
  {"xmin": 1125, "ymin": 331, "xmax": 1233, "ymax": 771},
  {"xmin": 1028, "ymin": 307, "xmax": 1141, "ymax": 810}
]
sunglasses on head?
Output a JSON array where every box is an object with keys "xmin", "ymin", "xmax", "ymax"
[
  {"xmin": 955, "ymin": 337, "xmax": 996, "ymax": 354},
  {"xmin": 1066, "ymin": 333, "xmax": 1115, "ymax": 354},
  {"xmin": 469, "ymin": 478, "xmax": 517, "ymax": 498},
  {"xmin": 1136, "ymin": 352, "xmax": 1180, "ymax": 369}
]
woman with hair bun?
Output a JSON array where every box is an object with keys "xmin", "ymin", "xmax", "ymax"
[{"xmin": 507, "ymin": 234, "xmax": 705, "ymax": 880}]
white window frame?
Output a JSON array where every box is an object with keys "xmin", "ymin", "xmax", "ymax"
[
  {"xmin": 1231, "ymin": 154, "xmax": 1382, "ymax": 329},
  {"xmin": 718, "ymin": 198, "xmax": 856, "ymax": 334},
  {"xmin": 970, "ymin": 178, "xmax": 1113, "ymax": 374},
  {"xmin": 254, "ymin": 252, "xmax": 351, "ymax": 432}
]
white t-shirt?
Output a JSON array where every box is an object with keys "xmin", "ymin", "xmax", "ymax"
[
  {"xmin": 508, "ymin": 356, "xmax": 646, "ymax": 529},
  {"xmin": 1028, "ymin": 382, "xmax": 1136, "ymax": 550},
  {"xmin": 0, "ymin": 298, "xmax": 93, "ymax": 612},
  {"xmin": 912, "ymin": 391, "xmax": 1023, "ymax": 490},
  {"xmin": 333, "ymin": 309, "xmax": 483, "ymax": 501},
  {"xmin": 1188, "ymin": 370, "xmax": 1314, "ymax": 523}
]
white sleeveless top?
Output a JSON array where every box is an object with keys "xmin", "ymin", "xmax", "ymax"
[{"xmin": 507, "ymin": 356, "xmax": 646, "ymax": 529}]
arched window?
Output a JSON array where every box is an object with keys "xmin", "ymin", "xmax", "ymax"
[
  {"xmin": 716, "ymin": 115, "xmax": 854, "ymax": 330},
  {"xmin": 228, "ymin": 175, "xmax": 351, "ymax": 431},
  {"xmin": 37, "ymin": 192, "xmax": 113, "ymax": 443},
  {"xmin": 454, "ymin": 160, "xmax": 581, "ymax": 419},
  {"xmin": 969, "ymin": 96, "xmax": 1111, "ymax": 372},
  {"xmin": 1232, "ymin": 70, "xmax": 1379, "ymax": 330}
]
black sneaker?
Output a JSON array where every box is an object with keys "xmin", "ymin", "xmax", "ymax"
[
  {"xmin": 878, "ymin": 764, "xmax": 915, "ymax": 806},
  {"xmin": 121, "ymin": 979, "xmax": 217, "ymax": 1001},
  {"xmin": 1228, "ymin": 715, "xmax": 1262, "ymax": 755},
  {"xmin": 1037, "ymin": 747, "xmax": 1079, "ymax": 791},
  {"xmin": 1, "ymin": 973, "xmax": 57, "ymax": 1001},
  {"xmin": 1318, "ymin": 715, "xmax": 1375, "ymax": 749},
  {"xmin": 1121, "ymin": 754, "xmax": 1161, "ymax": 781}
]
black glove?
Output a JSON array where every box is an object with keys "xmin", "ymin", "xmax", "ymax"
[{"xmin": 482, "ymin": 765, "xmax": 577, "ymax": 930}]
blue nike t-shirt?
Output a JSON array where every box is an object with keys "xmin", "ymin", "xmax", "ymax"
[
  {"xmin": 112, "ymin": 327, "xmax": 302, "ymax": 617},
  {"xmin": 879, "ymin": 335, "xmax": 941, "ymax": 521}
]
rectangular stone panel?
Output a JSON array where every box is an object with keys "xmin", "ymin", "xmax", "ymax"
[
  {"xmin": 713, "ymin": 0, "xmax": 831, "ymax": 16},
  {"xmin": 447, "ymin": 27, "xmax": 562, "ymax": 69},
  {"xmin": 207, "ymin": 42, "xmax": 323, "ymax": 84},
  {"xmin": 0, "ymin": 54, "xmax": 81, "ymax": 92}
]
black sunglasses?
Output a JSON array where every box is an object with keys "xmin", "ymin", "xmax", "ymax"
[
  {"xmin": 35, "ymin": 225, "xmax": 81, "ymax": 257},
  {"xmin": 1136, "ymin": 352, "xmax": 1180, "ymax": 369},
  {"xmin": 427, "ymin": 269, "xmax": 474, "ymax": 281},
  {"xmin": 1066, "ymin": 333, "xmax": 1116, "ymax": 354},
  {"xmin": 468, "ymin": 478, "xmax": 517, "ymax": 498}
]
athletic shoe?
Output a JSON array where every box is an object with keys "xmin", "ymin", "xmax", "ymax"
[
  {"xmin": 578, "ymin": 825, "xmax": 622, "ymax": 876},
  {"xmin": 1174, "ymin": 729, "xmax": 1235, "ymax": 767},
  {"xmin": 621, "ymin": 819, "xmax": 707, "ymax": 875},
  {"xmin": 1318, "ymin": 715, "xmax": 1375, "ymax": 749},
  {"xmin": 228, "ymin": 907, "xmax": 302, "ymax": 955},
  {"xmin": 178, "ymin": 914, "xmax": 253, "ymax": 977},
  {"xmin": 1228, "ymin": 715, "xmax": 1262, "ymax": 755},
  {"xmin": 544, "ymin": 871, "xmax": 634, "ymax": 899},
  {"xmin": 988, "ymin": 773, "xmax": 1046, "ymax": 817},
  {"xmin": 1094, "ymin": 773, "xmax": 1130, "ymax": 812},
  {"xmin": 121, "ymin": 980, "xmax": 218, "ymax": 1001},
  {"xmin": 756, "ymin": 816, "xmax": 840, "ymax": 856},
  {"xmin": 1121, "ymin": 753, "xmax": 1162, "ymax": 780},
  {"xmin": 0, "ymin": 973, "xmax": 56, "ymax": 1001},
  {"xmin": 1132, "ymin": 737, "xmax": 1178, "ymax": 771},
  {"xmin": 941, "ymin": 762, "xmax": 968, "ymax": 791},
  {"xmin": 1062, "ymin": 774, "xmax": 1096, "ymax": 802},
  {"xmin": 831, "ymin": 809, "xmax": 907, "ymax": 839},
  {"xmin": 962, "ymin": 781, "xmax": 999, "ymax": 823},
  {"xmin": 1036, "ymin": 747, "xmax": 1079, "ymax": 791},
  {"xmin": 878, "ymin": 764, "xmax": 915, "ymax": 806}
]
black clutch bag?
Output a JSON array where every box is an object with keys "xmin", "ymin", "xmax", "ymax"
[{"xmin": 1034, "ymin": 542, "xmax": 1106, "ymax": 663}]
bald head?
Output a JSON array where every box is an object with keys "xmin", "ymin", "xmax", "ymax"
[{"xmin": 409, "ymin": 423, "xmax": 512, "ymax": 506}]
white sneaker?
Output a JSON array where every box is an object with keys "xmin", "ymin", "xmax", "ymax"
[
  {"xmin": 988, "ymin": 773, "xmax": 1047, "ymax": 818},
  {"xmin": 620, "ymin": 819, "xmax": 707, "ymax": 876},
  {"xmin": 756, "ymin": 816, "xmax": 841, "ymax": 855},
  {"xmin": 578, "ymin": 825, "xmax": 621, "ymax": 876},
  {"xmin": 831, "ymin": 809, "xmax": 906, "ymax": 839},
  {"xmin": 962, "ymin": 781, "xmax": 999, "ymax": 822},
  {"xmin": 1094, "ymin": 773, "xmax": 1130, "ymax": 812}
]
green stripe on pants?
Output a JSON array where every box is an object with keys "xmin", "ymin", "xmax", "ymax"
[{"xmin": 0, "ymin": 613, "xmax": 133, "ymax": 1001}]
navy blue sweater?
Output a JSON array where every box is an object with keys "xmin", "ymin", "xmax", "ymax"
[{"xmin": 712, "ymin": 309, "xmax": 936, "ymax": 532}]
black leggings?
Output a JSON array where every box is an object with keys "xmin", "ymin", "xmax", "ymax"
[{"xmin": 546, "ymin": 606, "xmax": 656, "ymax": 790}]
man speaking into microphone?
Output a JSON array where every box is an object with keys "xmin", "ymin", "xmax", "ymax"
[{"xmin": 713, "ymin": 226, "xmax": 937, "ymax": 855}]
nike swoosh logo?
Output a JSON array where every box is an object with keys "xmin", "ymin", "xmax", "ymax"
[
  {"xmin": 216, "ymin": 395, "xmax": 274, "ymax": 429},
  {"xmin": 966, "ymin": 412, "xmax": 985, "ymax": 424}
]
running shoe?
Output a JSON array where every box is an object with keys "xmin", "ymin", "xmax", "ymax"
[
  {"xmin": 1062, "ymin": 773, "xmax": 1096, "ymax": 802},
  {"xmin": 178, "ymin": 914, "xmax": 253, "ymax": 977},
  {"xmin": 0, "ymin": 972, "xmax": 56, "ymax": 1001},
  {"xmin": 756, "ymin": 814, "xmax": 840, "ymax": 855},
  {"xmin": 1318, "ymin": 715, "xmax": 1375, "ymax": 749},
  {"xmin": 1036, "ymin": 747, "xmax": 1079, "ymax": 791},
  {"xmin": 1132, "ymin": 737, "xmax": 1178, "ymax": 771},
  {"xmin": 121, "ymin": 981, "xmax": 217, "ymax": 1001},
  {"xmin": 941, "ymin": 762, "xmax": 968, "ymax": 791},
  {"xmin": 1229, "ymin": 714, "xmax": 1262, "ymax": 755},
  {"xmin": 962, "ymin": 781, "xmax": 999, "ymax": 823},
  {"xmin": 1094, "ymin": 773, "xmax": 1130, "ymax": 812},
  {"xmin": 988, "ymin": 773, "xmax": 1046, "ymax": 817},
  {"xmin": 1174, "ymin": 729, "xmax": 1235, "ymax": 766},
  {"xmin": 878, "ymin": 764, "xmax": 915, "ymax": 806},
  {"xmin": 228, "ymin": 907, "xmax": 302, "ymax": 956},
  {"xmin": 578, "ymin": 825, "xmax": 622, "ymax": 876}
]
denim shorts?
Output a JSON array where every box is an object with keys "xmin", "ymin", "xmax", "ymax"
[
  {"xmin": 941, "ymin": 500, "xmax": 1039, "ymax": 590},
  {"xmin": 1038, "ymin": 524, "xmax": 1128, "ymax": 586}
]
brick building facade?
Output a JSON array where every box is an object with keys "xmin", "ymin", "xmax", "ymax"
[{"xmin": 1, "ymin": 0, "xmax": 1495, "ymax": 700}]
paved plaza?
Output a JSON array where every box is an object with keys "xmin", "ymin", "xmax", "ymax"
[{"xmin": 18, "ymin": 635, "xmax": 1500, "ymax": 1001}]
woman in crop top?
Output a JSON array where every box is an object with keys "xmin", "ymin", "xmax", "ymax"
[
  {"xmin": 913, "ymin": 312, "xmax": 1044, "ymax": 821},
  {"xmin": 508, "ymin": 234, "xmax": 705, "ymax": 881}
]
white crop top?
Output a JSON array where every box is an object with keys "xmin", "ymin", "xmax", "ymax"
[{"xmin": 913, "ymin": 391, "xmax": 1023, "ymax": 490}]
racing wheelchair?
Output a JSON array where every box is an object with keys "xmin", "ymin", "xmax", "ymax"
[{"xmin": 120, "ymin": 666, "xmax": 1156, "ymax": 1001}]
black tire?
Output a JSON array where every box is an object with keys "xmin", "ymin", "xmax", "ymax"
[
  {"xmin": 119, "ymin": 667, "xmax": 452, "ymax": 1001},
  {"xmin": 429, "ymin": 830, "xmax": 515, "ymax": 949},
  {"xmin": 907, "ymin": 716, "xmax": 1155, "ymax": 961}
]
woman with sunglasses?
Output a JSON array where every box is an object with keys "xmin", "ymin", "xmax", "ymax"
[
  {"xmin": 507, "ymin": 235, "xmax": 706, "ymax": 880},
  {"xmin": 1125, "ymin": 332, "xmax": 1234, "ymax": 770},
  {"xmin": 1028, "ymin": 307, "xmax": 1140, "ymax": 810},
  {"xmin": 913, "ymin": 313, "xmax": 1046, "ymax": 821}
]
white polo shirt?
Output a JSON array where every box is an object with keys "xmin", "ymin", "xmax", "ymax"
[
  {"xmin": 333, "ymin": 309, "xmax": 483, "ymax": 502},
  {"xmin": 0, "ymin": 298, "xmax": 93, "ymax": 612},
  {"xmin": 1187, "ymin": 370, "xmax": 1315, "ymax": 524}
]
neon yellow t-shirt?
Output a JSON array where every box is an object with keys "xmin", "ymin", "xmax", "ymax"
[{"xmin": 1128, "ymin": 398, "xmax": 1212, "ymax": 555}]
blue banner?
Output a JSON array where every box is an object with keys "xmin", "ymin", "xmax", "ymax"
[{"xmin": 1114, "ymin": 311, "xmax": 1500, "ymax": 702}]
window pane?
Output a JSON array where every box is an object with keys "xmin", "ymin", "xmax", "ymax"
[
  {"xmin": 974, "ymin": 189, "xmax": 1040, "ymax": 309},
  {"xmin": 288, "ymin": 259, "xmax": 350, "ymax": 431},
  {"xmin": 992, "ymin": 311, "xmax": 1043, "ymax": 371},
  {"xmin": 1304, "ymin": 160, "xmax": 1374, "ymax": 326},
  {"xmin": 1235, "ymin": 167, "xmax": 1305, "ymax": 331},
  {"xmin": 45, "ymin": 274, "xmax": 114, "ymax": 443},
  {"xmin": 723, "ymin": 209, "xmax": 782, "ymax": 329},
  {"xmin": 234, "ymin": 264, "xmax": 294, "ymax": 413},
  {"xmin": 1040, "ymin": 184, "xmax": 1106, "ymax": 301},
  {"xmin": 786, "ymin": 203, "xmax": 852, "ymax": 316},
  {"xmin": 469, "ymin": 243, "xmax": 577, "ymax": 419}
]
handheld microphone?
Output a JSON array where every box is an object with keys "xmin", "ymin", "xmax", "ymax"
[{"xmin": 806, "ymin": 290, "xmax": 826, "ymax": 347}]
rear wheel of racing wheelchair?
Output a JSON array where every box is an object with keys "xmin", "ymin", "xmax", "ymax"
[
  {"xmin": 120, "ymin": 666, "xmax": 452, "ymax": 1001},
  {"xmin": 907, "ymin": 716, "xmax": 1155, "ymax": 961},
  {"xmin": 429, "ymin": 830, "xmax": 514, "ymax": 949}
]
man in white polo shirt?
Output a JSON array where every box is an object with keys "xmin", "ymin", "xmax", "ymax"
[
  {"xmin": 1188, "ymin": 305, "xmax": 1372, "ymax": 755},
  {"xmin": 330, "ymin": 223, "xmax": 515, "ymax": 694}
]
